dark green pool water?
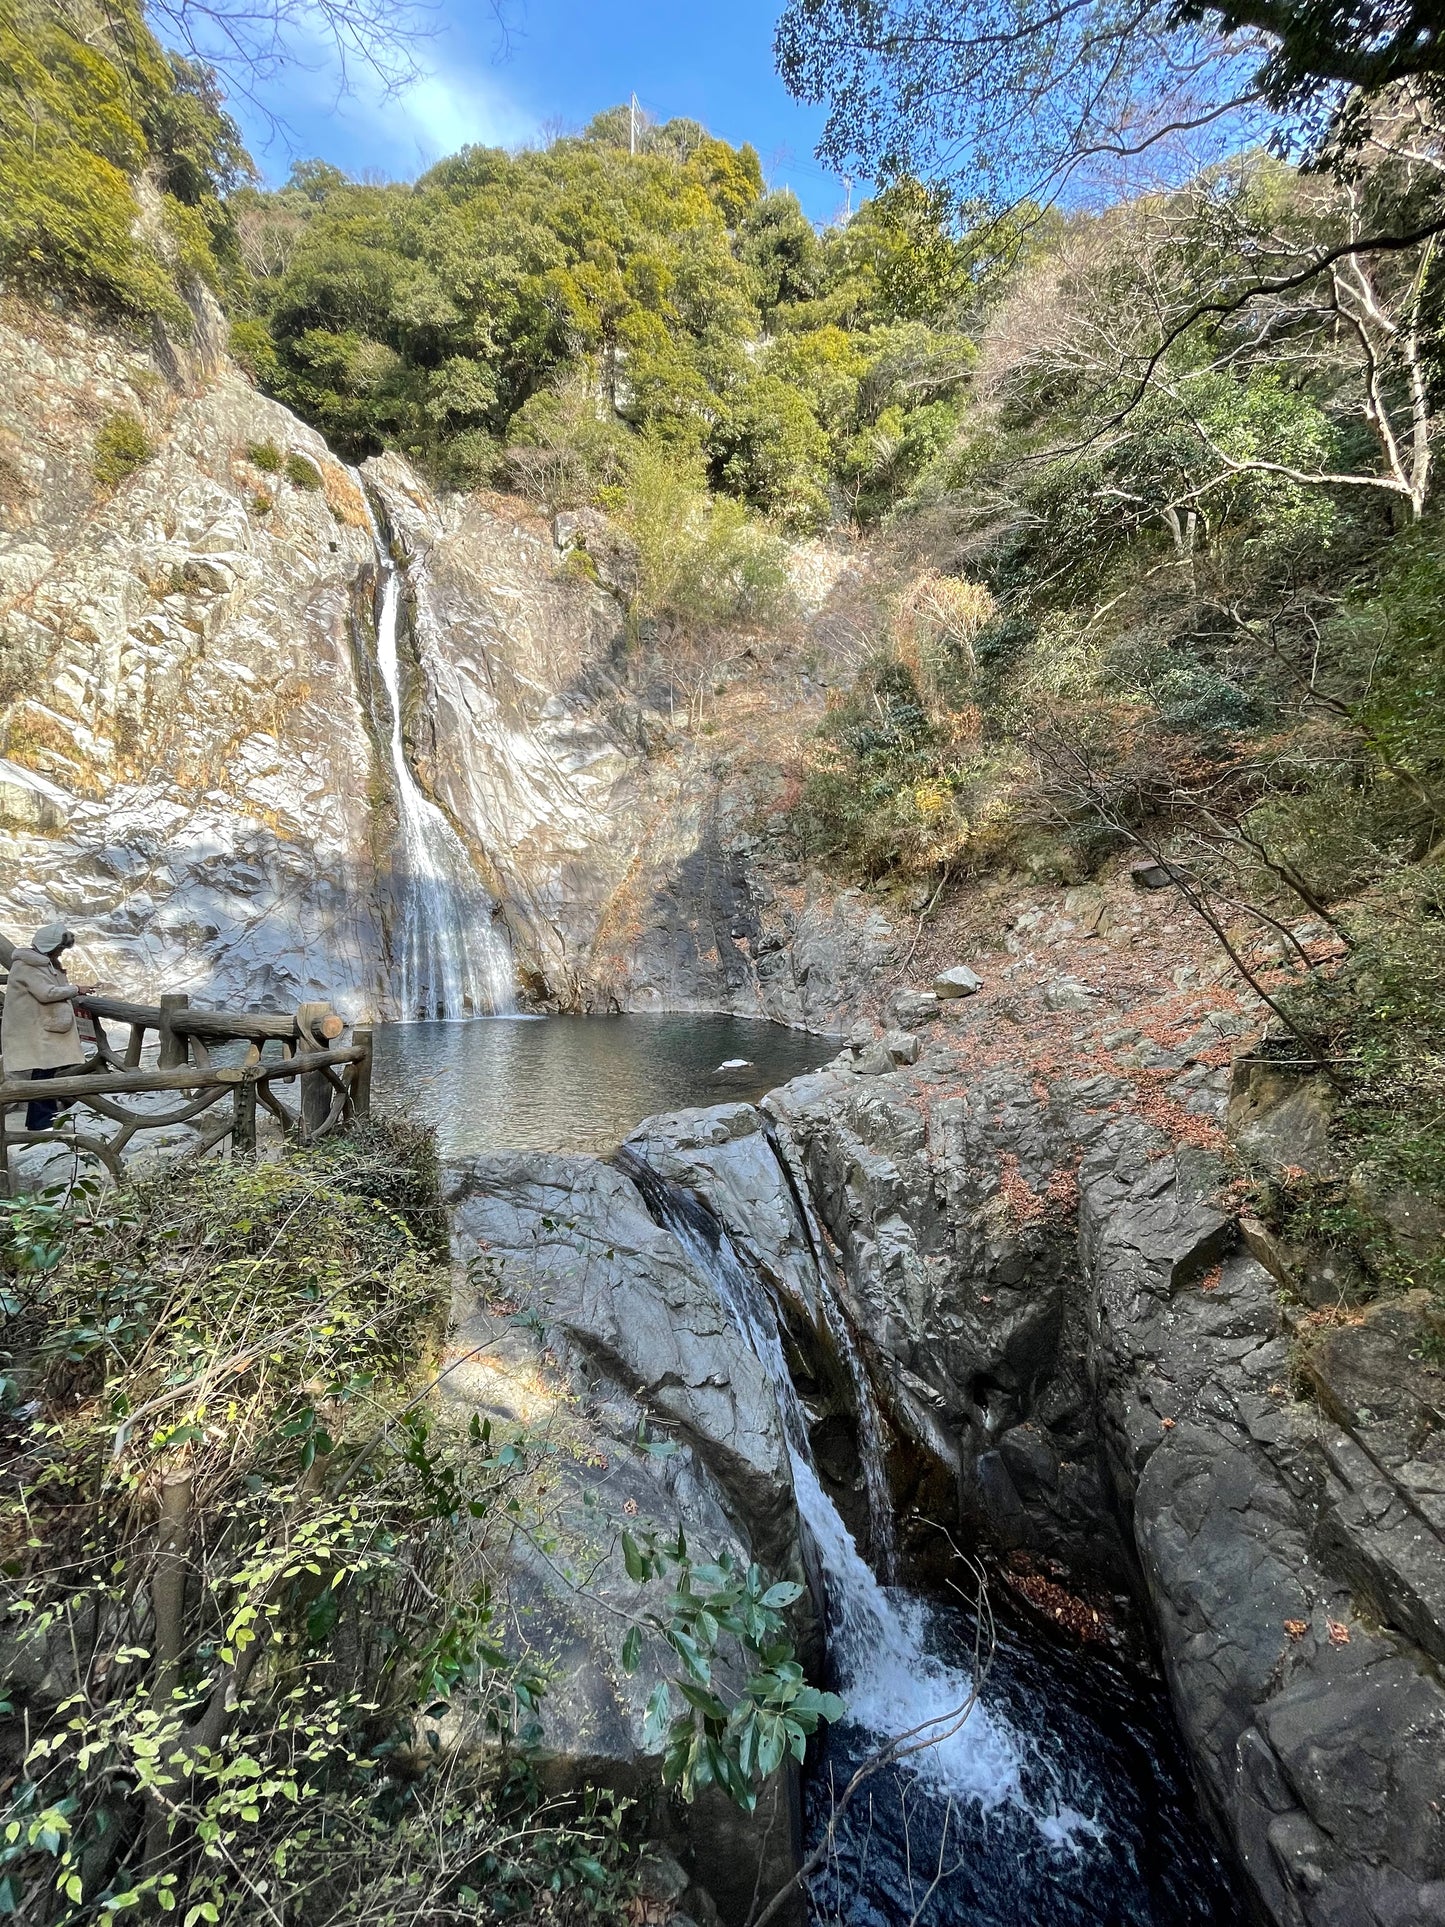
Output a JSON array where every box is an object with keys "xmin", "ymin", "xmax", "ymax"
[{"xmin": 371, "ymin": 1013, "xmax": 841, "ymax": 1155}]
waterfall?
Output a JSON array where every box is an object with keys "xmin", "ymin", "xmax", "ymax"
[
  {"xmin": 366, "ymin": 524, "xmax": 515, "ymax": 1019},
  {"xmin": 764, "ymin": 1121, "xmax": 898, "ymax": 1582},
  {"xmin": 614, "ymin": 1148, "xmax": 1080, "ymax": 1824}
]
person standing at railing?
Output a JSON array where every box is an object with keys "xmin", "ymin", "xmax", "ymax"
[{"xmin": 1, "ymin": 924, "xmax": 96, "ymax": 1132}]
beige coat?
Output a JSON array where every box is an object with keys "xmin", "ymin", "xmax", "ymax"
[{"xmin": 2, "ymin": 948, "xmax": 85, "ymax": 1075}]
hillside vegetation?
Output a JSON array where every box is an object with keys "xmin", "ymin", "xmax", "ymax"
[
  {"xmin": 0, "ymin": 0, "xmax": 247, "ymax": 326},
  {"xmin": 0, "ymin": 1123, "xmax": 832, "ymax": 1924}
]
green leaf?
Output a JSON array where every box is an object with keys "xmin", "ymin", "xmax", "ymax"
[
  {"xmin": 643, "ymin": 1681, "xmax": 672, "ymax": 1747},
  {"xmin": 676, "ymin": 1679, "xmax": 727, "ymax": 1720},
  {"xmin": 760, "ymin": 1580, "xmax": 804, "ymax": 1609},
  {"xmin": 756, "ymin": 1715, "xmax": 786, "ymax": 1777},
  {"xmin": 621, "ymin": 1532, "xmax": 648, "ymax": 1583},
  {"xmin": 620, "ymin": 1627, "xmax": 642, "ymax": 1674},
  {"xmin": 801, "ymin": 1688, "xmax": 846, "ymax": 1723},
  {"xmin": 668, "ymin": 1628, "xmax": 711, "ymax": 1686}
]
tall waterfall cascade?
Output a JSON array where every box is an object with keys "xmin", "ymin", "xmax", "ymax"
[
  {"xmin": 616, "ymin": 1151, "xmax": 1096, "ymax": 1840},
  {"xmin": 365, "ymin": 519, "xmax": 515, "ymax": 1020}
]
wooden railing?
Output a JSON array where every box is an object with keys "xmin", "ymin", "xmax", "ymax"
[{"xmin": 0, "ymin": 943, "xmax": 373, "ymax": 1192}]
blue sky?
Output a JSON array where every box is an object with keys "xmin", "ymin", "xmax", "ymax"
[{"xmin": 230, "ymin": 0, "xmax": 853, "ymax": 223}]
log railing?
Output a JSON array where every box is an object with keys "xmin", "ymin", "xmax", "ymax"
[{"xmin": 0, "ymin": 947, "xmax": 373, "ymax": 1193}]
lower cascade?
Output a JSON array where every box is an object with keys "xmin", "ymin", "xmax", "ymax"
[
  {"xmin": 614, "ymin": 1151, "xmax": 1071, "ymax": 1827},
  {"xmin": 615, "ymin": 1148, "xmax": 1241, "ymax": 1925},
  {"xmin": 368, "ymin": 522, "xmax": 515, "ymax": 1020}
]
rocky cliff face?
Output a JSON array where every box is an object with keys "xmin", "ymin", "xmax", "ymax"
[
  {"xmin": 612, "ymin": 870, "xmax": 1445, "ymax": 1927},
  {"xmin": 0, "ymin": 296, "xmax": 384, "ymax": 1011},
  {"xmin": 0, "ymin": 301, "xmax": 891, "ymax": 1024}
]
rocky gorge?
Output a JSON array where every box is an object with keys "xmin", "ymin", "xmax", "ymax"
[
  {"xmin": 431, "ymin": 873, "xmax": 1445, "ymax": 1927},
  {"xmin": 4, "ymin": 295, "xmax": 1445, "ymax": 1927}
]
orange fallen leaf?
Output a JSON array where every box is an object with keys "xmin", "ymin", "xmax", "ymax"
[
  {"xmin": 1327, "ymin": 1619, "xmax": 1350, "ymax": 1645},
  {"xmin": 1284, "ymin": 1619, "xmax": 1308, "ymax": 1640}
]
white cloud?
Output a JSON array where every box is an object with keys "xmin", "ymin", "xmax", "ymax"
[
  {"xmin": 350, "ymin": 63, "xmax": 539, "ymax": 173},
  {"xmin": 240, "ymin": 17, "xmax": 540, "ymax": 182}
]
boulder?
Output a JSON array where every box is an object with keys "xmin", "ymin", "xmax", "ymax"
[
  {"xmin": 1061, "ymin": 884, "xmax": 1108, "ymax": 932},
  {"xmin": 933, "ymin": 965, "xmax": 983, "ymax": 998},
  {"xmin": 624, "ymin": 1103, "xmax": 823, "ymax": 1322},
  {"xmin": 852, "ymin": 1043, "xmax": 897, "ymax": 1075},
  {"xmin": 1042, "ymin": 977, "xmax": 1103, "ymax": 1012},
  {"xmin": 444, "ymin": 1154, "xmax": 801, "ymax": 1574},
  {"xmin": 882, "ymin": 1029, "xmax": 920, "ymax": 1066},
  {"xmin": 890, "ymin": 988, "xmax": 940, "ymax": 1028},
  {"xmin": 1130, "ymin": 860, "xmax": 1195, "ymax": 890},
  {"xmin": 1228, "ymin": 1053, "xmax": 1337, "ymax": 1176}
]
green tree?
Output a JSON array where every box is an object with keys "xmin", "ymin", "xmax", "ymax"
[{"xmin": 711, "ymin": 372, "xmax": 832, "ymax": 529}]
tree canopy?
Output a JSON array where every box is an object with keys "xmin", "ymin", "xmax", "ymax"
[
  {"xmin": 0, "ymin": 0, "xmax": 249, "ymax": 325},
  {"xmin": 230, "ymin": 118, "xmax": 991, "ymax": 527},
  {"xmin": 775, "ymin": 0, "xmax": 1445, "ymax": 212}
]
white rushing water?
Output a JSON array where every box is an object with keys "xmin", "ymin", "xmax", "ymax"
[
  {"xmin": 618, "ymin": 1154, "xmax": 1071, "ymax": 1824},
  {"xmin": 764, "ymin": 1123, "xmax": 899, "ymax": 1582},
  {"xmin": 368, "ymin": 538, "xmax": 515, "ymax": 1019}
]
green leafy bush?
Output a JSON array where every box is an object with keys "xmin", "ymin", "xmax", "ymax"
[
  {"xmin": 796, "ymin": 651, "xmax": 1020, "ymax": 880},
  {"xmin": 619, "ymin": 1529, "xmax": 842, "ymax": 1809},
  {"xmin": 92, "ymin": 410, "xmax": 153, "ymax": 487},
  {"xmin": 0, "ymin": 1125, "xmax": 637, "ymax": 1924},
  {"xmin": 0, "ymin": 1114, "xmax": 828, "ymax": 1919},
  {"xmin": 600, "ymin": 442, "xmax": 793, "ymax": 627},
  {"xmin": 284, "ymin": 450, "xmax": 323, "ymax": 489},
  {"xmin": 0, "ymin": 0, "xmax": 246, "ymax": 322},
  {"xmin": 246, "ymin": 437, "xmax": 281, "ymax": 470}
]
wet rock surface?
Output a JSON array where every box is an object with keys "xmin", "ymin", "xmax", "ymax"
[
  {"xmin": 440, "ymin": 1152, "xmax": 808, "ymax": 1922},
  {"xmin": 624, "ymin": 911, "xmax": 1445, "ymax": 1927}
]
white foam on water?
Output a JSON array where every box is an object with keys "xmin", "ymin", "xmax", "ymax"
[{"xmin": 791, "ymin": 1460, "xmax": 1024, "ymax": 1812}]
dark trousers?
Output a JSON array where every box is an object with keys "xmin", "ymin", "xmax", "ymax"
[{"xmin": 25, "ymin": 1068, "xmax": 62, "ymax": 1132}]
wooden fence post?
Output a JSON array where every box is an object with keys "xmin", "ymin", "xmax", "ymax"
[
  {"xmin": 157, "ymin": 994, "xmax": 189, "ymax": 1070},
  {"xmin": 296, "ymin": 1003, "xmax": 336, "ymax": 1144},
  {"xmin": 231, "ymin": 1080, "xmax": 257, "ymax": 1159},
  {"xmin": 351, "ymin": 1027, "xmax": 373, "ymax": 1119}
]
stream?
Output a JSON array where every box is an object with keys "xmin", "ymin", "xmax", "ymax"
[{"xmin": 378, "ymin": 996, "xmax": 1240, "ymax": 1920}]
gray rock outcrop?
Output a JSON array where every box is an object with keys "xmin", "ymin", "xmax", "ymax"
[
  {"xmin": 611, "ymin": 1025, "xmax": 1445, "ymax": 1926},
  {"xmin": 1, "ymin": 303, "xmax": 893, "ymax": 1026},
  {"xmin": 440, "ymin": 1151, "xmax": 808, "ymax": 1922}
]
